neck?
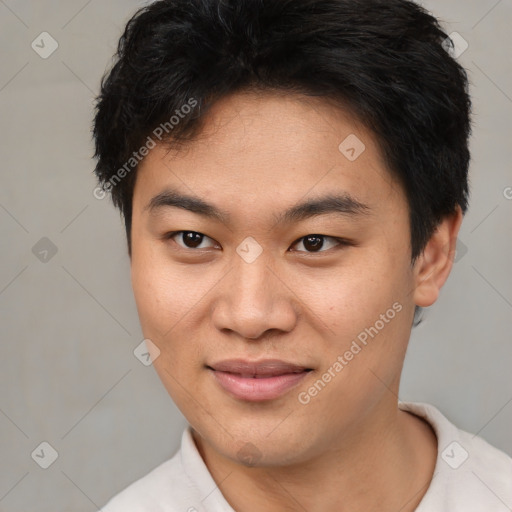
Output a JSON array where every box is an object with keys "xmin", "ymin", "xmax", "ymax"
[{"xmin": 192, "ymin": 401, "xmax": 437, "ymax": 512}]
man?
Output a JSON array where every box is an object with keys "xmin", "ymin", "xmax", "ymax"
[{"xmin": 92, "ymin": 0, "xmax": 512, "ymax": 510}]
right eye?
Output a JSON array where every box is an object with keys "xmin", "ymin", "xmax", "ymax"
[{"xmin": 165, "ymin": 231, "xmax": 219, "ymax": 250}]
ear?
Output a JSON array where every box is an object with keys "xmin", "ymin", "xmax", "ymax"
[{"xmin": 413, "ymin": 205, "xmax": 464, "ymax": 307}]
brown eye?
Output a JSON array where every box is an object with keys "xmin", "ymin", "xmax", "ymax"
[
  {"xmin": 303, "ymin": 235, "xmax": 324, "ymax": 252},
  {"xmin": 291, "ymin": 234, "xmax": 346, "ymax": 253},
  {"xmin": 167, "ymin": 231, "xmax": 217, "ymax": 249}
]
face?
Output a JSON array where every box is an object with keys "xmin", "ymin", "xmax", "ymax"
[{"xmin": 130, "ymin": 90, "xmax": 420, "ymax": 466}]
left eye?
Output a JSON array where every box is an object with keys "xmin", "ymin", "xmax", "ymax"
[
  {"xmin": 291, "ymin": 234, "xmax": 345, "ymax": 253},
  {"xmin": 166, "ymin": 231, "xmax": 218, "ymax": 249}
]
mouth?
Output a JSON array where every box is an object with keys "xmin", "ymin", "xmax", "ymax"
[{"xmin": 206, "ymin": 359, "xmax": 313, "ymax": 401}]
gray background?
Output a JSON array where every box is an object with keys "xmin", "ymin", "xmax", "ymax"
[{"xmin": 0, "ymin": 1, "xmax": 511, "ymax": 510}]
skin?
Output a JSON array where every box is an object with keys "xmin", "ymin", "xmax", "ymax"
[{"xmin": 130, "ymin": 90, "xmax": 463, "ymax": 512}]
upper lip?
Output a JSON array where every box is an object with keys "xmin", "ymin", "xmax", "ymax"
[{"xmin": 207, "ymin": 359, "xmax": 312, "ymax": 377}]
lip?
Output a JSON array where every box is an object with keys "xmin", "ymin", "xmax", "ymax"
[{"xmin": 207, "ymin": 359, "xmax": 313, "ymax": 401}]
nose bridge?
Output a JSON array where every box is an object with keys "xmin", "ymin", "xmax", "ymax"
[
  {"xmin": 230, "ymin": 249, "xmax": 276, "ymax": 313},
  {"xmin": 212, "ymin": 245, "xmax": 296, "ymax": 339}
]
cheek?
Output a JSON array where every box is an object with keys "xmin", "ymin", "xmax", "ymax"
[
  {"xmin": 301, "ymin": 249, "xmax": 412, "ymax": 381},
  {"xmin": 130, "ymin": 252, "xmax": 207, "ymax": 410},
  {"xmin": 294, "ymin": 272, "xmax": 410, "ymax": 422},
  {"xmin": 130, "ymin": 242, "xmax": 201, "ymax": 337},
  {"xmin": 129, "ymin": 247, "xmax": 219, "ymax": 385},
  {"xmin": 300, "ymin": 254, "xmax": 401, "ymax": 332}
]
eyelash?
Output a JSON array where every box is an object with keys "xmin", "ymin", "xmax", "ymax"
[{"xmin": 163, "ymin": 231, "xmax": 352, "ymax": 254}]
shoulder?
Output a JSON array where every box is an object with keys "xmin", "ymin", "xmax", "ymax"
[
  {"xmin": 400, "ymin": 401, "xmax": 512, "ymax": 511},
  {"xmin": 101, "ymin": 428, "xmax": 203, "ymax": 512},
  {"xmin": 101, "ymin": 453, "xmax": 190, "ymax": 512},
  {"xmin": 456, "ymin": 424, "xmax": 512, "ymax": 501},
  {"xmin": 101, "ymin": 425, "xmax": 234, "ymax": 512}
]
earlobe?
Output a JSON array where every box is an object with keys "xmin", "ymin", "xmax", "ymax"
[{"xmin": 413, "ymin": 206, "xmax": 464, "ymax": 308}]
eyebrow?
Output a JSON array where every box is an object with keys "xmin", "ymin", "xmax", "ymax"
[{"xmin": 145, "ymin": 188, "xmax": 371, "ymax": 226}]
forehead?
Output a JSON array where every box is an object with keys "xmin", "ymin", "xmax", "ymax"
[{"xmin": 133, "ymin": 91, "xmax": 405, "ymax": 224}]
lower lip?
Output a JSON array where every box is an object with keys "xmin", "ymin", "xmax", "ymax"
[{"xmin": 209, "ymin": 369, "xmax": 310, "ymax": 401}]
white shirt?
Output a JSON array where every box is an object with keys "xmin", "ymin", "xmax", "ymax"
[{"xmin": 102, "ymin": 401, "xmax": 512, "ymax": 511}]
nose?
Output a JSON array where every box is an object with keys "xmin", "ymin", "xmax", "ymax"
[{"xmin": 211, "ymin": 252, "xmax": 298, "ymax": 341}]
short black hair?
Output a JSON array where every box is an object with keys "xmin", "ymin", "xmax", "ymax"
[{"xmin": 92, "ymin": 0, "xmax": 472, "ymax": 267}]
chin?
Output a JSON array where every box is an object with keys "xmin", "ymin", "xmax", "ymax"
[{"xmin": 203, "ymin": 418, "xmax": 313, "ymax": 467}]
